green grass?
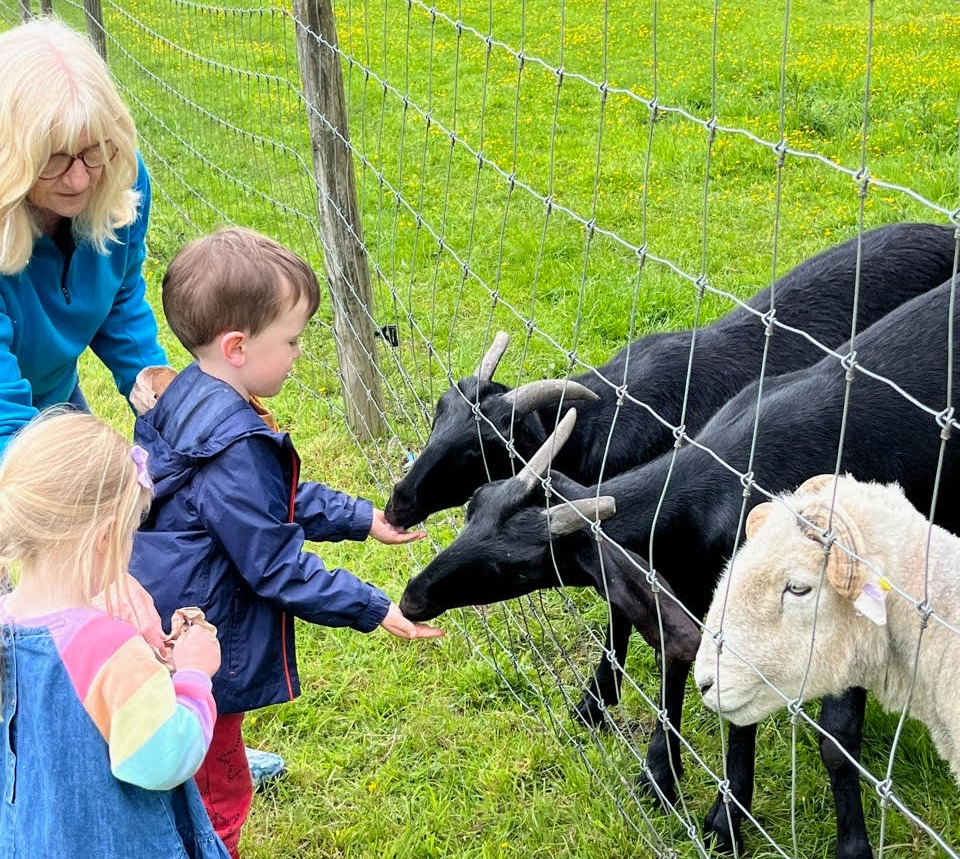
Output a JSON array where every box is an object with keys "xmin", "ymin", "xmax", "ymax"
[{"xmin": 7, "ymin": 0, "xmax": 960, "ymax": 855}]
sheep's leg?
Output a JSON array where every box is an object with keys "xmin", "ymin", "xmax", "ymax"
[
  {"xmin": 571, "ymin": 606, "xmax": 632, "ymax": 728},
  {"xmin": 819, "ymin": 688, "xmax": 873, "ymax": 859},
  {"xmin": 702, "ymin": 722, "xmax": 756, "ymax": 854},
  {"xmin": 635, "ymin": 654, "xmax": 691, "ymax": 806}
]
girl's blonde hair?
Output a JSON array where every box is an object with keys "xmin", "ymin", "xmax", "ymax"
[
  {"xmin": 0, "ymin": 411, "xmax": 151, "ymax": 603},
  {"xmin": 0, "ymin": 17, "xmax": 140, "ymax": 275}
]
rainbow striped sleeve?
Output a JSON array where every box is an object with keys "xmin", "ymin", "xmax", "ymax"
[{"xmin": 55, "ymin": 611, "xmax": 217, "ymax": 791}]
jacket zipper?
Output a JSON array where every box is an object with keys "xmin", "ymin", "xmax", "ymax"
[{"xmin": 280, "ymin": 447, "xmax": 300, "ymax": 700}]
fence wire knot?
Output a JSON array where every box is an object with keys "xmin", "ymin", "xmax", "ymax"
[
  {"xmin": 694, "ymin": 273, "xmax": 708, "ymax": 301},
  {"xmin": 786, "ymin": 698, "xmax": 804, "ymax": 722},
  {"xmin": 761, "ymin": 307, "xmax": 777, "ymax": 335},
  {"xmin": 615, "ymin": 383, "xmax": 628, "ymax": 407},
  {"xmin": 717, "ymin": 778, "xmax": 732, "ymax": 802},
  {"xmin": 936, "ymin": 407, "xmax": 955, "ymax": 441},
  {"xmin": 915, "ymin": 598, "xmax": 932, "ymax": 628},
  {"xmin": 773, "ymin": 138, "xmax": 787, "ymax": 168},
  {"xmin": 840, "ymin": 350, "xmax": 858, "ymax": 380},
  {"xmin": 645, "ymin": 568, "xmax": 661, "ymax": 594},
  {"xmin": 673, "ymin": 424, "xmax": 686, "ymax": 447},
  {"xmin": 590, "ymin": 519, "xmax": 604, "ymax": 541},
  {"xmin": 875, "ymin": 777, "xmax": 894, "ymax": 807},
  {"xmin": 740, "ymin": 472, "xmax": 755, "ymax": 497}
]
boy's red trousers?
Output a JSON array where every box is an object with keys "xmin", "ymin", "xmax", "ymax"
[{"xmin": 194, "ymin": 713, "xmax": 254, "ymax": 859}]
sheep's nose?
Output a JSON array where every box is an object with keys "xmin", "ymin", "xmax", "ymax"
[{"xmin": 698, "ymin": 679, "xmax": 714, "ymax": 696}]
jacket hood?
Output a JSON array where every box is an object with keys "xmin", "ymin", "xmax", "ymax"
[{"xmin": 135, "ymin": 362, "xmax": 287, "ymax": 501}]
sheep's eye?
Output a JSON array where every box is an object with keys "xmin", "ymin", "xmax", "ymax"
[{"xmin": 784, "ymin": 581, "xmax": 812, "ymax": 597}]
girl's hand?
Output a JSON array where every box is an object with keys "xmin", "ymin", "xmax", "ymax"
[
  {"xmin": 369, "ymin": 508, "xmax": 427, "ymax": 545},
  {"xmin": 171, "ymin": 624, "xmax": 221, "ymax": 677},
  {"xmin": 379, "ymin": 602, "xmax": 444, "ymax": 640}
]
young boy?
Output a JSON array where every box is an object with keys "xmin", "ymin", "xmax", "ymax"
[{"xmin": 130, "ymin": 227, "xmax": 443, "ymax": 859}]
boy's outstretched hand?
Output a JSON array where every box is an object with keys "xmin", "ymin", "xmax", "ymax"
[
  {"xmin": 380, "ymin": 602, "xmax": 444, "ymax": 639},
  {"xmin": 369, "ymin": 508, "xmax": 427, "ymax": 545}
]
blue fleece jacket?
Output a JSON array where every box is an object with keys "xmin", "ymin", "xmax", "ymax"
[
  {"xmin": 130, "ymin": 362, "xmax": 392, "ymax": 714},
  {"xmin": 0, "ymin": 153, "xmax": 167, "ymax": 454}
]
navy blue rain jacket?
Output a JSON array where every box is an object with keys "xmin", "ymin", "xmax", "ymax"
[{"xmin": 130, "ymin": 363, "xmax": 391, "ymax": 714}]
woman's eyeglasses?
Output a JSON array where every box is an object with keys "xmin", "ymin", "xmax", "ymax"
[{"xmin": 38, "ymin": 140, "xmax": 119, "ymax": 180}]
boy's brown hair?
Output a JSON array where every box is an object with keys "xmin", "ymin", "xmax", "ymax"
[{"xmin": 162, "ymin": 227, "xmax": 321, "ymax": 353}]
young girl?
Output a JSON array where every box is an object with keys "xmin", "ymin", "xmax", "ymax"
[{"xmin": 0, "ymin": 411, "xmax": 228, "ymax": 858}]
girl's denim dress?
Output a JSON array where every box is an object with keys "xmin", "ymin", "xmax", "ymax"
[{"xmin": 0, "ymin": 622, "xmax": 230, "ymax": 858}]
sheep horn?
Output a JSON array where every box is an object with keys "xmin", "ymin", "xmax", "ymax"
[
  {"xmin": 745, "ymin": 502, "xmax": 772, "ymax": 539},
  {"xmin": 545, "ymin": 496, "xmax": 617, "ymax": 537},
  {"xmin": 501, "ymin": 378, "xmax": 600, "ymax": 416},
  {"xmin": 518, "ymin": 407, "xmax": 577, "ymax": 489},
  {"xmin": 800, "ymin": 501, "xmax": 866, "ymax": 599},
  {"xmin": 797, "ymin": 473, "xmax": 838, "ymax": 496},
  {"xmin": 476, "ymin": 331, "xmax": 511, "ymax": 380}
]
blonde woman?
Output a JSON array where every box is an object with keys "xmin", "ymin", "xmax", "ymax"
[
  {"xmin": 0, "ymin": 411, "xmax": 227, "ymax": 857},
  {"xmin": 0, "ymin": 17, "xmax": 174, "ymax": 454}
]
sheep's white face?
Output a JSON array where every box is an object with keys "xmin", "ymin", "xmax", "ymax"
[{"xmin": 694, "ymin": 493, "xmax": 868, "ymax": 726}]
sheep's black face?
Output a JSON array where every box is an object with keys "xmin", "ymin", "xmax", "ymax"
[
  {"xmin": 385, "ymin": 378, "xmax": 534, "ymax": 528},
  {"xmin": 399, "ymin": 479, "xmax": 560, "ymax": 621}
]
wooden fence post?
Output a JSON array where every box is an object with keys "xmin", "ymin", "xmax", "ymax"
[
  {"xmin": 293, "ymin": 0, "xmax": 386, "ymax": 440},
  {"xmin": 83, "ymin": 0, "xmax": 106, "ymax": 59}
]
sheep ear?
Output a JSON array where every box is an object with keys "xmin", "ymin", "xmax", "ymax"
[
  {"xmin": 797, "ymin": 474, "xmax": 837, "ymax": 496},
  {"xmin": 545, "ymin": 496, "xmax": 617, "ymax": 536},
  {"xmin": 800, "ymin": 502, "xmax": 867, "ymax": 599},
  {"xmin": 477, "ymin": 331, "xmax": 510, "ymax": 380},
  {"xmin": 501, "ymin": 379, "xmax": 600, "ymax": 416},
  {"xmin": 745, "ymin": 502, "xmax": 772, "ymax": 539}
]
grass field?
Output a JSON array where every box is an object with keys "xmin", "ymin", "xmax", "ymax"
[{"xmin": 5, "ymin": 0, "xmax": 960, "ymax": 855}]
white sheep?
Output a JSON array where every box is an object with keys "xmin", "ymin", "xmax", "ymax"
[{"xmin": 694, "ymin": 473, "xmax": 960, "ymax": 783}]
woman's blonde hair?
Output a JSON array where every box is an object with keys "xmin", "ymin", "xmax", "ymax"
[
  {"xmin": 0, "ymin": 17, "xmax": 140, "ymax": 275},
  {"xmin": 0, "ymin": 411, "xmax": 151, "ymax": 603}
]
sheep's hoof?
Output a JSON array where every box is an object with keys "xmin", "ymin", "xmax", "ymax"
[
  {"xmin": 571, "ymin": 694, "xmax": 610, "ymax": 731},
  {"xmin": 702, "ymin": 798, "xmax": 744, "ymax": 855}
]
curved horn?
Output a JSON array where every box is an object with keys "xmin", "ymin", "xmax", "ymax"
[
  {"xmin": 502, "ymin": 378, "xmax": 600, "ymax": 416},
  {"xmin": 800, "ymin": 501, "xmax": 866, "ymax": 599},
  {"xmin": 796, "ymin": 473, "xmax": 837, "ymax": 496},
  {"xmin": 518, "ymin": 408, "xmax": 577, "ymax": 489},
  {"xmin": 477, "ymin": 331, "xmax": 511, "ymax": 381},
  {"xmin": 745, "ymin": 502, "xmax": 772, "ymax": 539},
  {"xmin": 546, "ymin": 496, "xmax": 617, "ymax": 537}
]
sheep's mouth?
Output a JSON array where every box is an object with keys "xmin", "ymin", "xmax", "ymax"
[{"xmin": 702, "ymin": 686, "xmax": 772, "ymax": 727}]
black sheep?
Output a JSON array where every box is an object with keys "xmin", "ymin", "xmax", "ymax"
[
  {"xmin": 386, "ymin": 222, "xmax": 960, "ymax": 531},
  {"xmin": 399, "ymin": 276, "xmax": 960, "ymax": 859}
]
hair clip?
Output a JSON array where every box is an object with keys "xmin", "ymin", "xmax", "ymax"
[{"xmin": 131, "ymin": 445, "xmax": 154, "ymax": 490}]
